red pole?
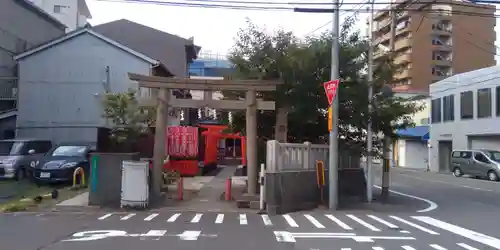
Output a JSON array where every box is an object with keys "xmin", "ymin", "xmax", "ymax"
[
  {"xmin": 177, "ymin": 177, "xmax": 183, "ymax": 201},
  {"xmin": 225, "ymin": 177, "xmax": 232, "ymax": 201}
]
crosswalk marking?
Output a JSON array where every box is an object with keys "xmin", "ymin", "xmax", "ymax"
[
  {"xmin": 167, "ymin": 213, "xmax": 181, "ymax": 222},
  {"xmin": 372, "ymin": 247, "xmax": 384, "ymax": 250},
  {"xmin": 390, "ymin": 216, "xmax": 439, "ymax": 235},
  {"xmin": 261, "ymin": 214, "xmax": 273, "ymax": 226},
  {"xmin": 347, "ymin": 214, "xmax": 381, "ymax": 231},
  {"xmin": 215, "ymin": 214, "xmax": 224, "ymax": 224},
  {"xmin": 191, "ymin": 213, "xmax": 203, "ymax": 223},
  {"xmin": 401, "ymin": 246, "xmax": 416, "ymax": 250},
  {"xmin": 340, "ymin": 248, "xmax": 352, "ymax": 250},
  {"xmin": 98, "ymin": 213, "xmax": 112, "ymax": 220},
  {"xmin": 120, "ymin": 213, "xmax": 135, "ymax": 220},
  {"xmin": 178, "ymin": 231, "xmax": 201, "ymax": 241},
  {"xmin": 144, "ymin": 213, "xmax": 159, "ymax": 221},
  {"xmin": 239, "ymin": 214, "xmax": 248, "ymax": 225},
  {"xmin": 304, "ymin": 214, "xmax": 325, "ymax": 228},
  {"xmin": 283, "ymin": 214, "xmax": 299, "ymax": 227},
  {"xmin": 457, "ymin": 243, "xmax": 479, "ymax": 250},
  {"xmin": 367, "ymin": 215, "xmax": 399, "ymax": 229},
  {"xmin": 325, "ymin": 214, "xmax": 353, "ymax": 230},
  {"xmin": 430, "ymin": 244, "xmax": 447, "ymax": 250}
]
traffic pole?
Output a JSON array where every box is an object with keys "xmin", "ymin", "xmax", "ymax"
[
  {"xmin": 366, "ymin": 0, "xmax": 375, "ymax": 203},
  {"xmin": 328, "ymin": 0, "xmax": 340, "ymax": 210}
]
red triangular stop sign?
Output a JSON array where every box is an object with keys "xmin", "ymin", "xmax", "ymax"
[{"xmin": 323, "ymin": 79, "xmax": 340, "ymax": 105}]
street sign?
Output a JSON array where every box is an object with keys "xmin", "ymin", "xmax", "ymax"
[
  {"xmin": 316, "ymin": 160, "xmax": 325, "ymax": 187},
  {"xmin": 328, "ymin": 107, "xmax": 332, "ymax": 131},
  {"xmin": 323, "ymin": 79, "xmax": 340, "ymax": 105}
]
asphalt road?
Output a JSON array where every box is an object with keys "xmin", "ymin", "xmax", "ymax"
[{"xmin": 2, "ymin": 168, "xmax": 500, "ymax": 250}]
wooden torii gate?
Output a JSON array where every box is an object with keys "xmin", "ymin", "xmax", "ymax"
[{"xmin": 128, "ymin": 73, "xmax": 281, "ymax": 200}]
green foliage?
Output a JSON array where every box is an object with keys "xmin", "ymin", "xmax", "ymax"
[
  {"xmin": 101, "ymin": 89, "xmax": 155, "ymax": 147},
  {"xmin": 225, "ymin": 17, "xmax": 424, "ymax": 156}
]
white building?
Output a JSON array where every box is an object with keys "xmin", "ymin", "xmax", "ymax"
[
  {"xmin": 429, "ymin": 65, "xmax": 500, "ymax": 173},
  {"xmin": 393, "ymin": 91, "xmax": 430, "ymax": 169},
  {"xmin": 28, "ymin": 0, "xmax": 91, "ymax": 32}
]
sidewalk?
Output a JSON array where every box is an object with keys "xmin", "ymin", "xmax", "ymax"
[{"xmin": 156, "ymin": 165, "xmax": 250, "ymax": 212}]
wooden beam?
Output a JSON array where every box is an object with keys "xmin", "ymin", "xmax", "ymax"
[
  {"xmin": 138, "ymin": 98, "xmax": 275, "ymax": 110},
  {"xmin": 129, "ymin": 73, "xmax": 281, "ymax": 91},
  {"xmin": 136, "ymin": 80, "xmax": 277, "ymax": 91}
]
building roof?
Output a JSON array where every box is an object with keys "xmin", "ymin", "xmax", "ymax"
[
  {"xmin": 396, "ymin": 125, "xmax": 429, "ymax": 141},
  {"xmin": 13, "ymin": 28, "xmax": 159, "ymax": 65},
  {"xmin": 92, "ymin": 19, "xmax": 201, "ymax": 76},
  {"xmin": 16, "ymin": 0, "xmax": 66, "ymax": 29}
]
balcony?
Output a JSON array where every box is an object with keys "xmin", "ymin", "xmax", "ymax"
[
  {"xmin": 432, "ymin": 44, "xmax": 452, "ymax": 51},
  {"xmin": 395, "ymin": 38, "xmax": 411, "ymax": 51},
  {"xmin": 394, "ymin": 53, "xmax": 411, "ymax": 65},
  {"xmin": 0, "ymin": 78, "xmax": 18, "ymax": 101},
  {"xmin": 393, "ymin": 68, "xmax": 411, "ymax": 80},
  {"xmin": 433, "ymin": 59, "xmax": 452, "ymax": 67}
]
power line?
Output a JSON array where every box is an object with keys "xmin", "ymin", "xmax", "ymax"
[{"xmin": 96, "ymin": 0, "xmax": 500, "ymax": 15}]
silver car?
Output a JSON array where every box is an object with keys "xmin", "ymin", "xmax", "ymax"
[
  {"xmin": 451, "ymin": 149, "xmax": 500, "ymax": 181},
  {"xmin": 0, "ymin": 139, "xmax": 52, "ymax": 180}
]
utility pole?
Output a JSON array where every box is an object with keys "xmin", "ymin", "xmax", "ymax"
[
  {"xmin": 381, "ymin": 0, "xmax": 397, "ymax": 201},
  {"xmin": 366, "ymin": 0, "xmax": 375, "ymax": 203},
  {"xmin": 328, "ymin": 0, "xmax": 340, "ymax": 210}
]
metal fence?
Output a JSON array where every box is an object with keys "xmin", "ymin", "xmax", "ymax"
[{"xmin": 266, "ymin": 140, "xmax": 360, "ymax": 173}]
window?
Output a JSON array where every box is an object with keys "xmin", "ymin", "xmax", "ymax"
[
  {"xmin": 53, "ymin": 5, "xmax": 66, "ymax": 13},
  {"xmin": 442, "ymin": 95, "xmax": 454, "ymax": 121},
  {"xmin": 477, "ymin": 88, "xmax": 491, "ymax": 118},
  {"xmin": 451, "ymin": 151, "xmax": 461, "ymax": 158},
  {"xmin": 452, "ymin": 151, "xmax": 472, "ymax": 159},
  {"xmin": 496, "ymin": 86, "xmax": 500, "ymax": 116},
  {"xmin": 431, "ymin": 98, "xmax": 442, "ymax": 123},
  {"xmin": 474, "ymin": 152, "xmax": 489, "ymax": 163},
  {"xmin": 460, "ymin": 91, "xmax": 473, "ymax": 119}
]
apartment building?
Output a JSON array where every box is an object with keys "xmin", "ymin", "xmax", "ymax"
[
  {"xmin": 28, "ymin": 0, "xmax": 92, "ymax": 32},
  {"xmin": 372, "ymin": 0, "xmax": 496, "ymax": 92}
]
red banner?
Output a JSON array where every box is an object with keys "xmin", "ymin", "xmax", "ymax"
[{"xmin": 166, "ymin": 126, "xmax": 199, "ymax": 158}]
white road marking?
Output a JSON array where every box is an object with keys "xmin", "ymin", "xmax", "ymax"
[
  {"xmin": 304, "ymin": 214, "xmax": 325, "ymax": 228},
  {"xmin": 341, "ymin": 248, "xmax": 352, "ymax": 250},
  {"xmin": 401, "ymin": 246, "xmax": 416, "ymax": 250},
  {"xmin": 143, "ymin": 213, "xmax": 159, "ymax": 221},
  {"xmin": 374, "ymin": 185, "xmax": 438, "ymax": 213},
  {"xmin": 400, "ymin": 230, "xmax": 411, "ymax": 234},
  {"xmin": 347, "ymin": 214, "xmax": 381, "ymax": 231},
  {"xmin": 178, "ymin": 231, "xmax": 201, "ymax": 241},
  {"xmin": 429, "ymin": 244, "xmax": 447, "ymax": 250},
  {"xmin": 261, "ymin": 214, "xmax": 273, "ymax": 226},
  {"xmin": 413, "ymin": 216, "xmax": 500, "ymax": 249},
  {"xmin": 390, "ymin": 216, "xmax": 439, "ymax": 235},
  {"xmin": 288, "ymin": 232, "xmax": 414, "ymax": 242},
  {"xmin": 98, "ymin": 213, "xmax": 112, "ymax": 220},
  {"xmin": 215, "ymin": 214, "xmax": 224, "ymax": 224},
  {"xmin": 367, "ymin": 215, "xmax": 399, "ymax": 229},
  {"xmin": 372, "ymin": 247, "xmax": 384, "ymax": 250},
  {"xmin": 167, "ymin": 213, "xmax": 181, "ymax": 222},
  {"xmin": 457, "ymin": 243, "xmax": 480, "ymax": 250},
  {"xmin": 120, "ymin": 213, "xmax": 135, "ymax": 220},
  {"xmin": 274, "ymin": 231, "xmax": 296, "ymax": 242},
  {"xmin": 239, "ymin": 214, "xmax": 248, "ymax": 225},
  {"xmin": 191, "ymin": 213, "xmax": 203, "ymax": 223},
  {"xmin": 325, "ymin": 214, "xmax": 353, "ymax": 230},
  {"xmin": 283, "ymin": 214, "xmax": 299, "ymax": 227},
  {"xmin": 140, "ymin": 230, "xmax": 167, "ymax": 237}
]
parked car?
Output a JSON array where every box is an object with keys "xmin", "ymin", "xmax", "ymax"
[
  {"xmin": 30, "ymin": 142, "xmax": 95, "ymax": 184},
  {"xmin": 451, "ymin": 149, "xmax": 500, "ymax": 181},
  {"xmin": 0, "ymin": 139, "xmax": 53, "ymax": 180}
]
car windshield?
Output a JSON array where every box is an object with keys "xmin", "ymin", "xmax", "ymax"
[
  {"xmin": 51, "ymin": 146, "xmax": 87, "ymax": 157},
  {"xmin": 0, "ymin": 141, "xmax": 24, "ymax": 156},
  {"xmin": 485, "ymin": 151, "xmax": 500, "ymax": 162}
]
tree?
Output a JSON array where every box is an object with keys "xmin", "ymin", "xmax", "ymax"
[
  {"xmin": 101, "ymin": 89, "xmax": 155, "ymax": 151},
  {"xmin": 225, "ymin": 17, "xmax": 423, "ymax": 156}
]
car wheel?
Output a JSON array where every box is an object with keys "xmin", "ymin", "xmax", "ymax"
[
  {"xmin": 487, "ymin": 171, "xmax": 499, "ymax": 182},
  {"xmin": 15, "ymin": 167, "xmax": 25, "ymax": 181},
  {"xmin": 453, "ymin": 167, "xmax": 463, "ymax": 177}
]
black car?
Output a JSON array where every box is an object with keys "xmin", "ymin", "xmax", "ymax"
[{"xmin": 31, "ymin": 142, "xmax": 94, "ymax": 184}]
